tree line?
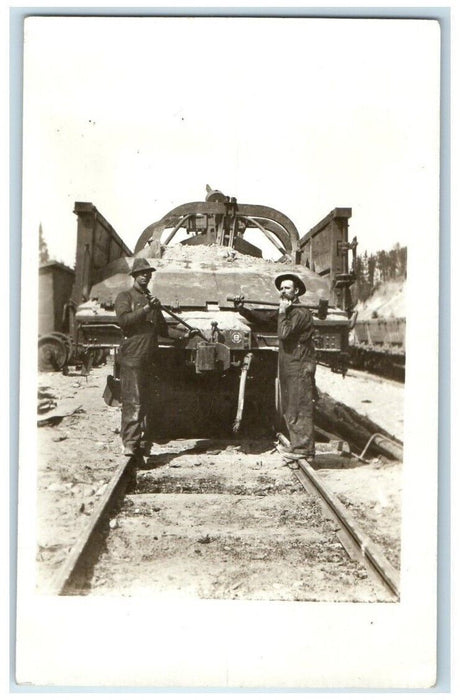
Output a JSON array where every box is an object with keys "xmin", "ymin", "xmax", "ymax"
[{"xmin": 352, "ymin": 243, "xmax": 407, "ymax": 303}]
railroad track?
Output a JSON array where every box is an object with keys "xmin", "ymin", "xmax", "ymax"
[{"xmin": 50, "ymin": 438, "xmax": 400, "ymax": 601}]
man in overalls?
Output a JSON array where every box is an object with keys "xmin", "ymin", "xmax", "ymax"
[
  {"xmin": 234, "ymin": 272, "xmax": 316, "ymax": 460},
  {"xmin": 115, "ymin": 258, "xmax": 194, "ymax": 463}
]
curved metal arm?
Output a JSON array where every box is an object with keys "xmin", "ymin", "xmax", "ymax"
[
  {"xmin": 163, "ymin": 214, "xmax": 191, "ymax": 246},
  {"xmin": 239, "ymin": 215, "xmax": 287, "ymax": 255},
  {"xmin": 134, "ymin": 197, "xmax": 300, "ymax": 255}
]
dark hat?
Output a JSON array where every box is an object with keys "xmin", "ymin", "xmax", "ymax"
[
  {"xmin": 274, "ymin": 272, "xmax": 306, "ymax": 297},
  {"xmin": 130, "ymin": 258, "xmax": 156, "ymax": 276}
]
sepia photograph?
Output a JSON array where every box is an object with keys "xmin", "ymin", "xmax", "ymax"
[{"xmin": 16, "ymin": 13, "xmax": 441, "ymax": 688}]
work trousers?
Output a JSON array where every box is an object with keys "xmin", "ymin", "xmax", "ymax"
[
  {"xmin": 280, "ymin": 363, "xmax": 315, "ymax": 456},
  {"xmin": 120, "ymin": 363, "xmax": 155, "ymax": 454}
]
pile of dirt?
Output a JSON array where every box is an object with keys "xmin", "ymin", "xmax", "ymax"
[
  {"xmin": 161, "ymin": 243, "xmax": 268, "ymax": 267},
  {"xmin": 355, "ymin": 278, "xmax": 406, "ymax": 320}
]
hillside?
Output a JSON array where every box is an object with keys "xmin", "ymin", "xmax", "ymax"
[{"xmin": 354, "ymin": 278, "xmax": 406, "ymax": 321}]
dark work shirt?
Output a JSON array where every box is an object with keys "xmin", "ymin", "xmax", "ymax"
[
  {"xmin": 238, "ymin": 303, "xmax": 315, "ymax": 370},
  {"xmin": 115, "ymin": 287, "xmax": 184, "ymax": 367}
]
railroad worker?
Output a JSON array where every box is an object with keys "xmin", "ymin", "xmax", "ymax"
[
  {"xmin": 234, "ymin": 272, "xmax": 316, "ymax": 460},
  {"xmin": 115, "ymin": 258, "xmax": 197, "ymax": 463}
]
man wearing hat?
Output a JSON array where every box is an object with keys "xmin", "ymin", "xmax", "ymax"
[
  {"xmin": 115, "ymin": 258, "xmax": 194, "ymax": 462},
  {"xmin": 234, "ymin": 272, "xmax": 316, "ymax": 460}
]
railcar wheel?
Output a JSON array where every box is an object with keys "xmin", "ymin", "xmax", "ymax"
[
  {"xmin": 48, "ymin": 332, "xmax": 73, "ymax": 362},
  {"xmin": 38, "ymin": 335, "xmax": 68, "ymax": 371},
  {"xmin": 93, "ymin": 348, "xmax": 107, "ymax": 366}
]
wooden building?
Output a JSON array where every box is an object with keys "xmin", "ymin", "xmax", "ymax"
[{"xmin": 39, "ymin": 261, "xmax": 75, "ymax": 335}]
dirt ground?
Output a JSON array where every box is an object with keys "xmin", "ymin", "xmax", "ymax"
[
  {"xmin": 316, "ymin": 364, "xmax": 404, "ymax": 441},
  {"xmin": 89, "ymin": 445, "xmax": 394, "ymax": 602},
  {"xmin": 35, "ymin": 364, "xmax": 403, "ymax": 595},
  {"xmin": 315, "ymin": 365, "xmax": 403, "ymax": 571}
]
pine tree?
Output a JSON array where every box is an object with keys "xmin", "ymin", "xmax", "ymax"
[
  {"xmin": 398, "ymin": 245, "xmax": 407, "ymax": 278},
  {"xmin": 376, "ymin": 250, "xmax": 387, "ymax": 282},
  {"xmin": 388, "ymin": 247, "xmax": 397, "ymax": 278},
  {"xmin": 368, "ymin": 254, "xmax": 376, "ymax": 287}
]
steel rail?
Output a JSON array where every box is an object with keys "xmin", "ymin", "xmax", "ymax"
[
  {"xmin": 49, "ymin": 436, "xmax": 400, "ymax": 598},
  {"xmin": 277, "ymin": 432, "xmax": 400, "ymax": 599},
  {"xmin": 49, "ymin": 456, "xmax": 137, "ymax": 595}
]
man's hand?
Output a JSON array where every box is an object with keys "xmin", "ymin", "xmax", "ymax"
[
  {"xmin": 185, "ymin": 328, "xmax": 200, "ymax": 339},
  {"xmin": 279, "ymin": 296, "xmax": 292, "ymax": 313},
  {"xmin": 233, "ymin": 295, "xmax": 245, "ymax": 309},
  {"xmin": 147, "ymin": 295, "xmax": 161, "ymax": 310},
  {"xmin": 182, "ymin": 328, "xmax": 200, "ymax": 340}
]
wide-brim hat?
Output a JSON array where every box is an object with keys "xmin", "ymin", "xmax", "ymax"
[
  {"xmin": 274, "ymin": 272, "xmax": 306, "ymax": 297},
  {"xmin": 130, "ymin": 258, "xmax": 156, "ymax": 276}
]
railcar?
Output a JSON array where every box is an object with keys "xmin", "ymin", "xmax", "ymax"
[
  {"xmin": 349, "ymin": 317, "xmax": 406, "ymax": 380},
  {"xmin": 45, "ymin": 189, "xmax": 358, "ymax": 434}
]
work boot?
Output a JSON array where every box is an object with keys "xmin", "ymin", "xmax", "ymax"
[
  {"xmin": 279, "ymin": 451, "xmax": 303, "ymax": 461},
  {"xmin": 277, "ymin": 445, "xmax": 315, "ymax": 462}
]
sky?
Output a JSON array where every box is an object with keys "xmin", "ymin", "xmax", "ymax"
[{"xmin": 22, "ymin": 16, "xmax": 440, "ymax": 268}]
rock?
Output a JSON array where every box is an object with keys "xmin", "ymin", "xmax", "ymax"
[
  {"xmin": 47, "ymin": 483, "xmax": 67, "ymax": 493},
  {"xmin": 197, "ymin": 534, "xmax": 212, "ymax": 544},
  {"xmin": 109, "ymin": 518, "xmax": 118, "ymax": 529},
  {"xmin": 38, "ymin": 399, "xmax": 58, "ymax": 414}
]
